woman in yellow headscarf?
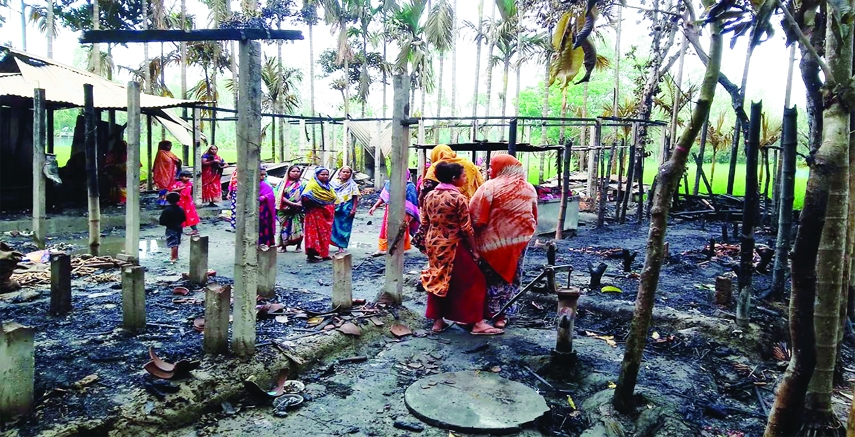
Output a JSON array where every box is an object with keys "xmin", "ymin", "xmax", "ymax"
[{"xmin": 423, "ymin": 145, "xmax": 484, "ymax": 200}]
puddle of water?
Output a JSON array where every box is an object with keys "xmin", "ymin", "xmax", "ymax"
[{"xmin": 68, "ymin": 238, "xmax": 162, "ymax": 259}]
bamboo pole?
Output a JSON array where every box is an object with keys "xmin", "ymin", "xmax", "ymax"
[
  {"xmin": 736, "ymin": 102, "xmax": 761, "ymax": 327},
  {"xmin": 84, "ymin": 85, "xmax": 100, "ymax": 255},
  {"xmin": 771, "ymin": 107, "xmax": 797, "ymax": 299},
  {"xmin": 556, "ymin": 142, "xmax": 572, "ymax": 239}
]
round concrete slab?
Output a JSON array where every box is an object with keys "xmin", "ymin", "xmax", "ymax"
[{"xmin": 404, "ymin": 371, "xmax": 549, "ymax": 434}]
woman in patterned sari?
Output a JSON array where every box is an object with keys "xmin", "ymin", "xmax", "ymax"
[
  {"xmin": 368, "ymin": 173, "xmax": 419, "ymax": 256},
  {"xmin": 423, "ymin": 145, "xmax": 484, "ymax": 200},
  {"xmin": 420, "ymin": 162, "xmax": 503, "ymax": 335},
  {"xmin": 258, "ymin": 168, "xmax": 277, "ymax": 247},
  {"xmin": 301, "ymin": 167, "xmax": 336, "ymax": 262},
  {"xmin": 331, "ymin": 166, "xmax": 360, "ymax": 253},
  {"xmin": 275, "ymin": 165, "xmax": 304, "ymax": 252},
  {"xmin": 470, "ymin": 155, "xmax": 538, "ymax": 329},
  {"xmin": 201, "ymin": 145, "xmax": 226, "ymax": 206}
]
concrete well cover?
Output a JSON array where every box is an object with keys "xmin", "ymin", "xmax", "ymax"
[{"xmin": 404, "ymin": 371, "xmax": 549, "ymax": 434}]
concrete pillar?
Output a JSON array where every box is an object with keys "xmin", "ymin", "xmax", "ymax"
[
  {"xmin": 49, "ymin": 253, "xmax": 72, "ymax": 315},
  {"xmin": 0, "ymin": 323, "xmax": 34, "ymax": 421},
  {"xmin": 332, "ymin": 252, "xmax": 352, "ymax": 311},
  {"xmin": 121, "ymin": 265, "xmax": 145, "ymax": 333},
  {"xmin": 189, "ymin": 235, "xmax": 209, "ymax": 285},
  {"xmin": 124, "ymin": 81, "xmax": 141, "ymax": 264},
  {"xmin": 33, "ymin": 88, "xmax": 47, "ymax": 249},
  {"xmin": 232, "ymin": 40, "xmax": 262, "ymax": 356},
  {"xmin": 84, "ymin": 84, "xmax": 101, "ymax": 255},
  {"xmin": 257, "ymin": 244, "xmax": 276, "ymax": 299},
  {"xmin": 378, "ymin": 75, "xmax": 410, "ymax": 305},
  {"xmin": 204, "ymin": 284, "xmax": 231, "ymax": 355}
]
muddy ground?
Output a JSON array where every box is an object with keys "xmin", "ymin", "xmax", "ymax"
[{"xmin": 2, "ymin": 197, "xmax": 854, "ymax": 436}]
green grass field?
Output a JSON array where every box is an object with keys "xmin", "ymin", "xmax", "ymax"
[{"xmin": 53, "ymin": 139, "xmax": 808, "ymax": 210}]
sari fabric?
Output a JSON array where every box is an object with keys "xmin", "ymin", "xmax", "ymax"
[
  {"xmin": 470, "ymin": 155, "xmax": 538, "ymax": 283},
  {"xmin": 259, "ymin": 181, "xmax": 277, "ymax": 246},
  {"xmin": 104, "ymin": 143, "xmax": 128, "ymax": 203},
  {"xmin": 331, "ymin": 177, "xmax": 360, "ymax": 249},
  {"xmin": 378, "ymin": 178, "xmax": 420, "ymax": 251},
  {"xmin": 276, "ymin": 178, "xmax": 304, "ymax": 246},
  {"xmin": 228, "ymin": 170, "xmax": 238, "ymax": 229},
  {"xmin": 423, "ymin": 145, "xmax": 484, "ymax": 200},
  {"xmin": 153, "ymin": 149, "xmax": 180, "ymax": 190},
  {"xmin": 169, "ymin": 180, "xmax": 201, "ymax": 228},
  {"xmin": 425, "ymin": 244, "xmax": 487, "ymax": 324},
  {"xmin": 201, "ymin": 152, "xmax": 225, "ymax": 203},
  {"xmin": 301, "ymin": 168, "xmax": 336, "ymax": 258},
  {"xmin": 420, "ymin": 184, "xmax": 477, "ymax": 298}
]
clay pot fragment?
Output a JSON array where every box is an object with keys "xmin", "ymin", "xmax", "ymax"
[
  {"xmin": 337, "ymin": 322, "xmax": 361, "ymax": 336},
  {"xmin": 390, "ymin": 324, "xmax": 412, "ymax": 338}
]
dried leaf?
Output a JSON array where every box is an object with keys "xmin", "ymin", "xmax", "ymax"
[
  {"xmin": 585, "ymin": 331, "xmax": 617, "ymax": 347},
  {"xmin": 337, "ymin": 322, "xmax": 362, "ymax": 336},
  {"xmin": 390, "ymin": 324, "xmax": 413, "ymax": 338},
  {"xmin": 73, "ymin": 374, "xmax": 99, "ymax": 389},
  {"xmin": 607, "ymin": 381, "xmax": 617, "ymax": 389},
  {"xmin": 601, "ymin": 285, "xmax": 622, "ymax": 293},
  {"xmin": 307, "ymin": 316, "xmax": 324, "ymax": 326}
]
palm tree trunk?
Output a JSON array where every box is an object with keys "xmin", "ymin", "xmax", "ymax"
[
  {"xmin": 580, "ymin": 82, "xmax": 588, "ymax": 171},
  {"xmin": 46, "ymin": 0, "xmax": 54, "ymax": 58},
  {"xmin": 434, "ymin": 53, "xmax": 445, "ymax": 143},
  {"xmin": 309, "ymin": 22, "xmax": 316, "ymax": 116},
  {"xmin": 539, "ymin": 61, "xmax": 549, "ymax": 183},
  {"xmin": 450, "ymin": 0, "xmax": 458, "ymax": 118},
  {"xmin": 470, "ymin": 0, "xmax": 485, "ymax": 134},
  {"xmin": 344, "ymin": 56, "xmax": 350, "ymax": 116},
  {"xmin": 669, "ymin": 32, "xmax": 688, "ymax": 145},
  {"xmin": 802, "ymin": 14, "xmax": 852, "ymax": 432},
  {"xmin": 500, "ymin": 58, "xmax": 510, "ymax": 140},
  {"xmin": 90, "ymin": 0, "xmax": 100, "ymax": 76},
  {"xmin": 612, "ymin": 13, "xmax": 722, "ymax": 412},
  {"xmin": 612, "ymin": 5, "xmax": 622, "ymax": 120},
  {"xmin": 20, "ymin": 0, "xmax": 27, "ymax": 51}
]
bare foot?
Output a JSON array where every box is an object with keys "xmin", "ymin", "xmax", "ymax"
[
  {"xmin": 431, "ymin": 320, "xmax": 449, "ymax": 333},
  {"xmin": 471, "ymin": 321, "xmax": 503, "ymax": 336},
  {"xmin": 494, "ymin": 318, "xmax": 507, "ymax": 329}
]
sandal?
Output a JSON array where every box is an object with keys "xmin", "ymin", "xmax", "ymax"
[
  {"xmin": 494, "ymin": 318, "xmax": 507, "ymax": 329},
  {"xmin": 471, "ymin": 327, "xmax": 504, "ymax": 336},
  {"xmin": 431, "ymin": 321, "xmax": 456, "ymax": 333}
]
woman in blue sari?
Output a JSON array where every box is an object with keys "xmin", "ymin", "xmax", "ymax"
[{"xmin": 331, "ymin": 166, "xmax": 360, "ymax": 253}]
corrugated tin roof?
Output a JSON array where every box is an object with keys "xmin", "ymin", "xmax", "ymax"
[{"xmin": 0, "ymin": 46, "xmax": 197, "ymax": 110}]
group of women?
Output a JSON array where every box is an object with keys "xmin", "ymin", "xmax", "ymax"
[{"xmin": 418, "ymin": 145, "xmax": 538, "ymax": 335}]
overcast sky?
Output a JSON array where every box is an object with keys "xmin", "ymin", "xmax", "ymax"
[{"xmin": 2, "ymin": 0, "xmax": 806, "ymax": 119}]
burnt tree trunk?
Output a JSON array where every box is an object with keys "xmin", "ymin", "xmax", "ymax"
[
  {"xmin": 771, "ymin": 107, "xmax": 798, "ymax": 300},
  {"xmin": 736, "ymin": 102, "xmax": 761, "ymax": 327},
  {"xmin": 612, "ymin": 13, "xmax": 723, "ymax": 413}
]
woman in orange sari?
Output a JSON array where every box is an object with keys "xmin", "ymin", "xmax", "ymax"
[
  {"xmin": 201, "ymin": 145, "xmax": 226, "ymax": 206},
  {"xmin": 470, "ymin": 155, "xmax": 538, "ymax": 329},
  {"xmin": 420, "ymin": 162, "xmax": 502, "ymax": 335},
  {"xmin": 423, "ymin": 145, "xmax": 484, "ymax": 200},
  {"xmin": 153, "ymin": 140, "xmax": 182, "ymax": 205}
]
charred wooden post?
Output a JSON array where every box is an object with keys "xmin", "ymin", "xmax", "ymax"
[
  {"xmin": 715, "ymin": 275, "xmax": 733, "ymax": 305},
  {"xmin": 189, "ymin": 235, "xmax": 209, "ymax": 285},
  {"xmin": 257, "ymin": 244, "xmax": 277, "ymax": 299},
  {"xmin": 508, "ymin": 118, "xmax": 518, "ymax": 157},
  {"xmin": 33, "ymin": 88, "xmax": 47, "ymax": 249},
  {"xmin": 124, "ymin": 82, "xmax": 141, "ymax": 264},
  {"xmin": 84, "ymin": 84, "xmax": 101, "ymax": 255},
  {"xmin": 554, "ymin": 288, "xmax": 582, "ymax": 358},
  {"xmin": 587, "ymin": 121, "xmax": 601, "ymax": 203},
  {"xmin": 705, "ymin": 238, "xmax": 716, "ymax": 260},
  {"xmin": 556, "ymin": 142, "xmax": 572, "ymax": 239},
  {"xmin": 588, "ymin": 262, "xmax": 607, "ymax": 290},
  {"xmin": 597, "ymin": 142, "xmax": 616, "ymax": 228},
  {"xmin": 635, "ymin": 143, "xmax": 645, "ymax": 223},
  {"xmin": 726, "ymin": 122, "xmax": 741, "ymax": 195},
  {"xmin": 146, "ymin": 114, "xmax": 153, "ymax": 191},
  {"xmin": 377, "ymin": 74, "xmax": 410, "ymax": 305},
  {"xmin": 0, "ymin": 323, "xmax": 34, "ymax": 421},
  {"xmin": 121, "ymin": 265, "xmax": 146, "ymax": 333},
  {"xmin": 619, "ymin": 123, "xmax": 638, "ymax": 224},
  {"xmin": 616, "ymin": 141, "xmax": 626, "ymax": 205},
  {"xmin": 49, "ymin": 253, "xmax": 72, "ymax": 315},
  {"xmin": 736, "ymin": 102, "xmax": 761, "ymax": 327},
  {"xmin": 546, "ymin": 241, "xmax": 557, "ymax": 266},
  {"xmin": 332, "ymin": 252, "xmax": 353, "ymax": 311},
  {"xmin": 232, "ymin": 40, "xmax": 262, "ymax": 356},
  {"xmin": 771, "ymin": 107, "xmax": 797, "ymax": 299},
  {"xmin": 693, "ymin": 117, "xmax": 709, "ymax": 195},
  {"xmin": 621, "ymin": 249, "xmax": 637, "ymax": 273},
  {"xmin": 204, "ymin": 284, "xmax": 231, "ymax": 355}
]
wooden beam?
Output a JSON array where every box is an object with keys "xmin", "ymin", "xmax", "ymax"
[
  {"xmin": 377, "ymin": 74, "xmax": 409, "ymax": 305},
  {"xmin": 125, "ymin": 82, "xmax": 141, "ymax": 262},
  {"xmin": 374, "ymin": 120, "xmax": 384, "ymax": 191},
  {"xmin": 232, "ymin": 40, "xmax": 262, "ymax": 357},
  {"xmin": 79, "ymin": 29, "xmax": 304, "ymax": 44}
]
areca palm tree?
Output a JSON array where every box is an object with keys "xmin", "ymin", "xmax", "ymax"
[
  {"xmin": 430, "ymin": 0, "xmax": 453, "ymax": 141},
  {"xmin": 319, "ymin": 0, "xmax": 358, "ymax": 115}
]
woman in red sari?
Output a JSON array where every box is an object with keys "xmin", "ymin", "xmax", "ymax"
[
  {"xmin": 420, "ymin": 162, "xmax": 502, "ymax": 335},
  {"xmin": 153, "ymin": 140, "xmax": 182, "ymax": 190},
  {"xmin": 201, "ymin": 145, "xmax": 226, "ymax": 206},
  {"xmin": 170, "ymin": 170, "xmax": 201, "ymax": 235},
  {"xmin": 300, "ymin": 167, "xmax": 336, "ymax": 262},
  {"xmin": 470, "ymin": 155, "xmax": 538, "ymax": 330}
]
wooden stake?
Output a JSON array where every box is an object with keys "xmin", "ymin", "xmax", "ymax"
[
  {"xmin": 125, "ymin": 82, "xmax": 141, "ymax": 262},
  {"xmin": 83, "ymin": 84, "xmax": 101, "ymax": 255},
  {"xmin": 189, "ymin": 235, "xmax": 209, "ymax": 285},
  {"xmin": 232, "ymin": 40, "xmax": 262, "ymax": 356},
  {"xmin": 257, "ymin": 244, "xmax": 276, "ymax": 299},
  {"xmin": 121, "ymin": 265, "xmax": 145, "ymax": 333},
  {"xmin": 49, "ymin": 253, "xmax": 72, "ymax": 315},
  {"xmin": 204, "ymin": 284, "xmax": 231, "ymax": 355},
  {"xmin": 556, "ymin": 142, "xmax": 572, "ymax": 239},
  {"xmin": 736, "ymin": 102, "xmax": 761, "ymax": 327},
  {"xmin": 378, "ymin": 75, "xmax": 410, "ymax": 305},
  {"xmin": 332, "ymin": 252, "xmax": 353, "ymax": 311},
  {"xmin": 32, "ymin": 88, "xmax": 47, "ymax": 249}
]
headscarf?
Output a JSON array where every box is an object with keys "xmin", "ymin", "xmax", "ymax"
[
  {"xmin": 469, "ymin": 155, "xmax": 538, "ymax": 283},
  {"xmin": 423, "ymin": 145, "xmax": 484, "ymax": 199},
  {"xmin": 276, "ymin": 165, "xmax": 304, "ymax": 210},
  {"xmin": 331, "ymin": 166, "xmax": 360, "ymax": 204},
  {"xmin": 301, "ymin": 167, "xmax": 337, "ymax": 205},
  {"xmin": 380, "ymin": 173, "xmax": 419, "ymax": 221}
]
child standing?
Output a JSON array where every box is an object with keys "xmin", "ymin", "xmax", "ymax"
[
  {"xmin": 159, "ymin": 192, "xmax": 186, "ymax": 263},
  {"xmin": 170, "ymin": 170, "xmax": 201, "ymax": 235}
]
